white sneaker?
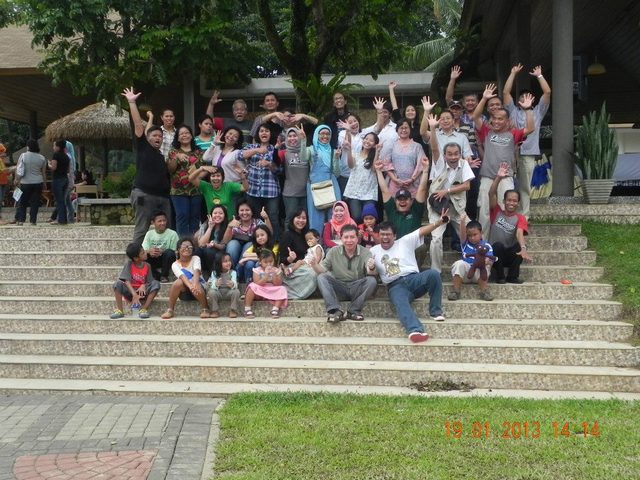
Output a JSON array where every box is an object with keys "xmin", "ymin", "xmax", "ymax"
[{"xmin": 431, "ymin": 314, "xmax": 446, "ymax": 322}]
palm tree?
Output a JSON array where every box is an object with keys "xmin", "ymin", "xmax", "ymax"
[{"xmin": 409, "ymin": 0, "xmax": 462, "ymax": 72}]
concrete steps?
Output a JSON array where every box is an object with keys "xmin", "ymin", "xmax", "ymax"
[
  {"xmin": 0, "ymin": 355, "xmax": 637, "ymax": 393},
  {"xmin": 0, "ymin": 221, "xmax": 637, "ymax": 396},
  {"xmin": 0, "ymin": 264, "xmax": 606, "ymax": 283},
  {"xmin": 0, "ymin": 296, "xmax": 624, "ymax": 320},
  {"xmin": 0, "ymin": 315, "xmax": 632, "ymax": 342},
  {"xmin": 0, "ymin": 333, "xmax": 637, "ymax": 367},
  {"xmin": 0, "ymin": 250, "xmax": 598, "ymax": 266},
  {"xmin": 0, "ymin": 280, "xmax": 615, "ymax": 300},
  {"xmin": 531, "ymin": 202, "xmax": 640, "ymax": 224}
]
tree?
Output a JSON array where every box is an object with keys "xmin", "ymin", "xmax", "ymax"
[
  {"xmin": 18, "ymin": 0, "xmax": 260, "ymax": 102},
  {"xmin": 257, "ymin": 0, "xmax": 430, "ymax": 112}
]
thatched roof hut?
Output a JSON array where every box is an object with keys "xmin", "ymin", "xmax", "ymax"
[
  {"xmin": 44, "ymin": 101, "xmax": 132, "ymax": 143},
  {"xmin": 44, "ymin": 101, "xmax": 137, "ymax": 174}
]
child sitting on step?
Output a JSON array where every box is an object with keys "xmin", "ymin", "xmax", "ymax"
[
  {"xmin": 244, "ymin": 249, "xmax": 288, "ymax": 319},
  {"xmin": 110, "ymin": 242, "xmax": 161, "ymax": 319},
  {"xmin": 206, "ymin": 253, "xmax": 242, "ymax": 318},
  {"xmin": 448, "ymin": 214, "xmax": 495, "ymax": 302}
]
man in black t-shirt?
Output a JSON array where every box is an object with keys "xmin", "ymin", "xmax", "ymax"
[{"xmin": 122, "ymin": 87, "xmax": 171, "ymax": 245}]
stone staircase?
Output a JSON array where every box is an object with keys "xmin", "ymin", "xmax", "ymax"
[{"xmin": 0, "ymin": 218, "xmax": 638, "ymax": 398}]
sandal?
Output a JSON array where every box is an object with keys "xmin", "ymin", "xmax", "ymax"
[
  {"xmin": 200, "ymin": 309, "xmax": 211, "ymax": 318},
  {"xmin": 229, "ymin": 310, "xmax": 238, "ymax": 318},
  {"xmin": 347, "ymin": 312, "xmax": 365, "ymax": 321},
  {"xmin": 209, "ymin": 311, "xmax": 220, "ymax": 318},
  {"xmin": 244, "ymin": 308, "xmax": 255, "ymax": 319},
  {"xmin": 327, "ymin": 310, "xmax": 344, "ymax": 323},
  {"xmin": 161, "ymin": 309, "xmax": 174, "ymax": 319},
  {"xmin": 270, "ymin": 307, "xmax": 280, "ymax": 319}
]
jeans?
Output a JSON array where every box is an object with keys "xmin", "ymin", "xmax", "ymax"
[
  {"xmin": 226, "ymin": 239, "xmax": 252, "ymax": 266},
  {"xmin": 242, "ymin": 260, "xmax": 257, "ymax": 283},
  {"xmin": 317, "ymin": 273, "xmax": 377, "ymax": 314},
  {"xmin": 247, "ymin": 195, "xmax": 280, "ymax": 241},
  {"xmin": 387, "ymin": 269, "xmax": 443, "ymax": 334},
  {"xmin": 197, "ymin": 246, "xmax": 224, "ymax": 276},
  {"xmin": 51, "ymin": 176, "xmax": 69, "ymax": 224},
  {"xmin": 345, "ymin": 199, "xmax": 376, "ymax": 224},
  {"xmin": 171, "ymin": 194, "xmax": 203, "ymax": 236},
  {"xmin": 15, "ymin": 183, "xmax": 43, "ymax": 223}
]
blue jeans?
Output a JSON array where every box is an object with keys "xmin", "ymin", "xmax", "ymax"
[
  {"xmin": 247, "ymin": 195, "xmax": 280, "ymax": 241},
  {"xmin": 51, "ymin": 176, "xmax": 68, "ymax": 224},
  {"xmin": 242, "ymin": 260, "xmax": 257, "ymax": 283},
  {"xmin": 226, "ymin": 239, "xmax": 252, "ymax": 266},
  {"xmin": 387, "ymin": 269, "xmax": 443, "ymax": 334},
  {"xmin": 171, "ymin": 194, "xmax": 203, "ymax": 236}
]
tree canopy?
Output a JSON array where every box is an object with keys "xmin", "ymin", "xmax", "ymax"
[{"xmin": 18, "ymin": 0, "xmax": 260, "ymax": 101}]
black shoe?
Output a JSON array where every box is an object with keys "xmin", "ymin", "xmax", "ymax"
[
  {"xmin": 496, "ymin": 278, "xmax": 506, "ymax": 284},
  {"xmin": 506, "ymin": 277, "xmax": 524, "ymax": 284}
]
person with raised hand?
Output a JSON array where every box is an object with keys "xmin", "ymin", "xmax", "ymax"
[
  {"xmin": 473, "ymin": 84, "xmax": 535, "ymax": 234},
  {"xmin": 122, "ymin": 87, "xmax": 171, "ymax": 245},
  {"xmin": 503, "ymin": 64, "xmax": 552, "ymax": 219}
]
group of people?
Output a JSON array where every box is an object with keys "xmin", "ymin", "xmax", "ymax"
[
  {"xmin": 0, "ymin": 137, "xmax": 95, "ymax": 226},
  {"xmin": 115, "ymin": 64, "xmax": 548, "ymax": 342}
]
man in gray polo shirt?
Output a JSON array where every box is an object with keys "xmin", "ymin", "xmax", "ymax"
[
  {"xmin": 503, "ymin": 64, "xmax": 551, "ymax": 218},
  {"xmin": 308, "ymin": 224, "xmax": 378, "ymax": 323}
]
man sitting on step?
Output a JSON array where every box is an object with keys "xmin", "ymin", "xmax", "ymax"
[
  {"xmin": 488, "ymin": 162, "xmax": 533, "ymax": 284},
  {"xmin": 368, "ymin": 218, "xmax": 448, "ymax": 344},
  {"xmin": 307, "ymin": 224, "xmax": 378, "ymax": 323}
]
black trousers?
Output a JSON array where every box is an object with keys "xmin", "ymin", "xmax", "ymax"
[{"xmin": 491, "ymin": 241, "xmax": 523, "ymax": 281}]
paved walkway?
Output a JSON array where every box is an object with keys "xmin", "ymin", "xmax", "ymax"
[{"xmin": 0, "ymin": 395, "xmax": 221, "ymax": 480}]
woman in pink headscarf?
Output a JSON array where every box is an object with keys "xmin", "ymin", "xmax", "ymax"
[{"xmin": 322, "ymin": 200, "xmax": 357, "ymax": 248}]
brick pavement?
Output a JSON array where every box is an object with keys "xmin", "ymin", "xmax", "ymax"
[{"xmin": 0, "ymin": 395, "xmax": 221, "ymax": 480}]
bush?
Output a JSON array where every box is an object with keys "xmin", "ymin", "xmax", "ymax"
[{"xmin": 102, "ymin": 164, "xmax": 136, "ymax": 198}]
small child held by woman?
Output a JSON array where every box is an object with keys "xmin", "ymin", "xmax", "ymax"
[
  {"xmin": 207, "ymin": 253, "xmax": 242, "ymax": 318},
  {"xmin": 237, "ymin": 224, "xmax": 278, "ymax": 283},
  {"xmin": 244, "ymin": 249, "xmax": 288, "ymax": 319},
  {"xmin": 281, "ymin": 228, "xmax": 324, "ymax": 276}
]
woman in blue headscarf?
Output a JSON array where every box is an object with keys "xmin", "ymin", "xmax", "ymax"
[{"xmin": 306, "ymin": 124, "xmax": 341, "ymax": 232}]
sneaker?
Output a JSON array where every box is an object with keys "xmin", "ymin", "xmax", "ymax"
[
  {"xmin": 478, "ymin": 290, "xmax": 494, "ymax": 301},
  {"xmin": 408, "ymin": 332, "xmax": 430, "ymax": 343},
  {"xmin": 447, "ymin": 290, "xmax": 460, "ymax": 301},
  {"xmin": 431, "ymin": 314, "xmax": 446, "ymax": 322},
  {"xmin": 138, "ymin": 308, "xmax": 150, "ymax": 319},
  {"xmin": 506, "ymin": 277, "xmax": 524, "ymax": 284},
  {"xmin": 110, "ymin": 309, "xmax": 125, "ymax": 319}
]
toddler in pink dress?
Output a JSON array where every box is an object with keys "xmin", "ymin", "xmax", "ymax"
[{"xmin": 244, "ymin": 249, "xmax": 288, "ymax": 319}]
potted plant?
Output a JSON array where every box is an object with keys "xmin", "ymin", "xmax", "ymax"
[{"xmin": 573, "ymin": 102, "xmax": 618, "ymax": 204}]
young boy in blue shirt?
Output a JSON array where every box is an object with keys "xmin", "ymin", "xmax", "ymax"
[{"xmin": 448, "ymin": 213, "xmax": 495, "ymax": 301}]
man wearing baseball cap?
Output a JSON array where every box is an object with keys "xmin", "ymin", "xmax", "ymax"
[{"xmin": 374, "ymin": 157, "xmax": 430, "ymax": 239}]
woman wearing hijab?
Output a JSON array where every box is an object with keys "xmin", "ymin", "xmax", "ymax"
[
  {"xmin": 279, "ymin": 126, "xmax": 309, "ymax": 230},
  {"xmin": 306, "ymin": 125, "xmax": 341, "ymax": 232},
  {"xmin": 322, "ymin": 201, "xmax": 357, "ymax": 248}
]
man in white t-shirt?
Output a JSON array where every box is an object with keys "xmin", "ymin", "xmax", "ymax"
[{"xmin": 368, "ymin": 216, "xmax": 448, "ymax": 343}]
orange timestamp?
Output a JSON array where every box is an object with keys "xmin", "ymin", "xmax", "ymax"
[{"xmin": 444, "ymin": 420, "xmax": 600, "ymax": 439}]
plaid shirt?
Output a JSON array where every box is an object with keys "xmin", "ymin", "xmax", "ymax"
[
  {"xmin": 238, "ymin": 144, "xmax": 281, "ymax": 198},
  {"xmin": 160, "ymin": 126, "xmax": 176, "ymax": 158}
]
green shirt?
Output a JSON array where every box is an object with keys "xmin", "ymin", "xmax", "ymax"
[
  {"xmin": 320, "ymin": 244, "xmax": 371, "ymax": 282},
  {"xmin": 142, "ymin": 228, "xmax": 179, "ymax": 251},
  {"xmin": 199, "ymin": 180, "xmax": 242, "ymax": 218},
  {"xmin": 383, "ymin": 199, "xmax": 425, "ymax": 239}
]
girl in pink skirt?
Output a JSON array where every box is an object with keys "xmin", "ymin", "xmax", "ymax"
[{"xmin": 244, "ymin": 249, "xmax": 288, "ymax": 319}]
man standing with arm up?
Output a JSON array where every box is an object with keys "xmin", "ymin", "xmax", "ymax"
[{"xmin": 503, "ymin": 64, "xmax": 551, "ymax": 218}]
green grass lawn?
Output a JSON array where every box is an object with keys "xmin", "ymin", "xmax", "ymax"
[
  {"xmin": 581, "ymin": 222, "xmax": 640, "ymax": 323},
  {"xmin": 214, "ymin": 393, "xmax": 639, "ymax": 480},
  {"xmin": 213, "ymin": 221, "xmax": 640, "ymax": 479}
]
